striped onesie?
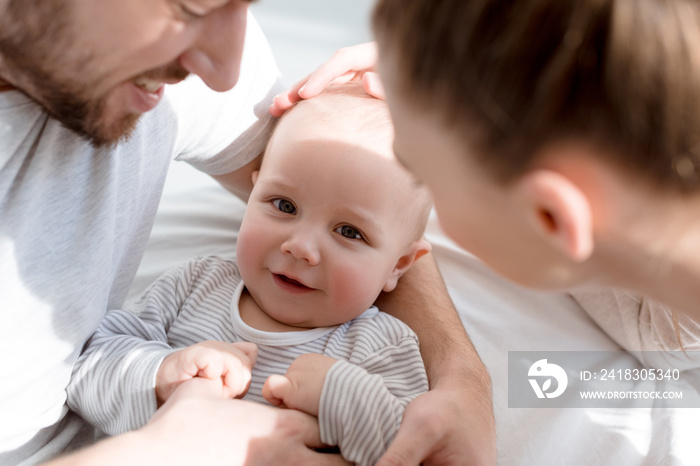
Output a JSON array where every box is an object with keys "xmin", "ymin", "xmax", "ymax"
[{"xmin": 67, "ymin": 256, "xmax": 429, "ymax": 465}]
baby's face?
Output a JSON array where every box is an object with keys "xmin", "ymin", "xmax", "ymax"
[{"xmin": 237, "ymin": 107, "xmax": 418, "ymax": 328}]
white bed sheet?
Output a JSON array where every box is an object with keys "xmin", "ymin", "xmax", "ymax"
[{"xmin": 128, "ymin": 160, "xmax": 699, "ymax": 465}]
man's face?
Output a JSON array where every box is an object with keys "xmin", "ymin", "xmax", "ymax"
[{"xmin": 0, "ymin": 0, "xmax": 251, "ymax": 146}]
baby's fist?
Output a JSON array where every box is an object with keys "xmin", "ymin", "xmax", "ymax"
[
  {"xmin": 262, "ymin": 353, "xmax": 337, "ymax": 416},
  {"xmin": 156, "ymin": 341, "xmax": 257, "ymax": 404}
]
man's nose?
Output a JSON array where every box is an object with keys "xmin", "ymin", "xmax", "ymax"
[{"xmin": 178, "ymin": 2, "xmax": 248, "ymax": 92}]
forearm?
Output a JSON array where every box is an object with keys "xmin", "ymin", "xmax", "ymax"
[
  {"xmin": 52, "ymin": 378, "xmax": 347, "ymax": 466},
  {"xmin": 68, "ymin": 329, "xmax": 172, "ymax": 433},
  {"xmin": 320, "ymin": 361, "xmax": 404, "ymax": 466},
  {"xmin": 320, "ymin": 344, "xmax": 428, "ymax": 466},
  {"xmin": 376, "ymin": 253, "xmax": 490, "ymax": 392},
  {"xmin": 47, "ymin": 430, "xmax": 157, "ymax": 466},
  {"xmin": 376, "ymin": 254, "xmax": 496, "ymax": 465},
  {"xmin": 67, "ymin": 310, "xmax": 174, "ymax": 434}
]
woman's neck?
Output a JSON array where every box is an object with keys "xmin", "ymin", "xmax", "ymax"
[{"xmin": 595, "ymin": 192, "xmax": 700, "ymax": 321}]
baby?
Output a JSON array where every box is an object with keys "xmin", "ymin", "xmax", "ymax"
[{"xmin": 67, "ymin": 83, "xmax": 433, "ymax": 465}]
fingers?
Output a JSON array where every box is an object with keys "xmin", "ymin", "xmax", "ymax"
[
  {"xmin": 362, "ymin": 72, "xmax": 386, "ymax": 100},
  {"xmin": 194, "ymin": 344, "xmax": 251, "ymax": 378},
  {"xmin": 150, "ymin": 389, "xmax": 353, "ymax": 465},
  {"xmin": 303, "ymin": 453, "xmax": 353, "ymax": 466},
  {"xmin": 269, "ymin": 42, "xmax": 379, "ymax": 117},
  {"xmin": 232, "ymin": 341, "xmax": 258, "ymax": 364},
  {"xmin": 218, "ymin": 343, "xmax": 255, "ymax": 398},
  {"xmin": 376, "ymin": 427, "xmax": 433, "ymax": 466},
  {"xmin": 193, "ymin": 349, "xmax": 225, "ymax": 380},
  {"xmin": 376, "ymin": 394, "xmax": 443, "ymax": 466},
  {"xmin": 262, "ymin": 374, "xmax": 292, "ymax": 408},
  {"xmin": 269, "ymin": 74, "xmax": 310, "ymax": 117},
  {"xmin": 267, "ymin": 406, "xmax": 324, "ymax": 449},
  {"xmin": 168, "ymin": 376, "xmax": 226, "ymax": 401},
  {"xmin": 222, "ymin": 361, "xmax": 253, "ymax": 399},
  {"xmin": 297, "ymin": 42, "xmax": 378, "ymax": 99},
  {"xmin": 160, "ymin": 341, "xmax": 258, "ymax": 402}
]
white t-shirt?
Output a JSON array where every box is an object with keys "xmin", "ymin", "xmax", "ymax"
[
  {"xmin": 572, "ymin": 289, "xmax": 700, "ymax": 370},
  {"xmin": 0, "ymin": 13, "xmax": 283, "ymax": 465}
]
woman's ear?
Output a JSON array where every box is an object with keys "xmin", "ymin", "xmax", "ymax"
[
  {"xmin": 516, "ymin": 169, "xmax": 594, "ymax": 262},
  {"xmin": 383, "ymin": 239, "xmax": 432, "ymax": 292}
]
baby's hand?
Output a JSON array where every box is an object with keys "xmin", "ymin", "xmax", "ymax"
[
  {"xmin": 262, "ymin": 353, "xmax": 337, "ymax": 416},
  {"xmin": 156, "ymin": 341, "xmax": 257, "ymax": 405}
]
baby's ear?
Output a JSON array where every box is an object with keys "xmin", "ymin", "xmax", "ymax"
[
  {"xmin": 383, "ymin": 239, "xmax": 432, "ymax": 292},
  {"xmin": 251, "ymin": 170, "xmax": 260, "ymax": 185}
]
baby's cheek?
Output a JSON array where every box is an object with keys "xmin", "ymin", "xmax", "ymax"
[
  {"xmin": 236, "ymin": 227, "xmax": 265, "ymax": 279},
  {"xmin": 328, "ymin": 265, "xmax": 381, "ymax": 314}
]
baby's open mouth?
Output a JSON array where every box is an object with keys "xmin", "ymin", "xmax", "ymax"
[{"xmin": 276, "ymin": 274, "xmax": 312, "ymax": 290}]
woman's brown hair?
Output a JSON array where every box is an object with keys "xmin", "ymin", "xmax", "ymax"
[{"xmin": 373, "ymin": 0, "xmax": 700, "ymax": 192}]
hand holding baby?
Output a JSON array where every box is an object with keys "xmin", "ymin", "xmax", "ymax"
[{"xmin": 156, "ymin": 340, "xmax": 258, "ymax": 405}]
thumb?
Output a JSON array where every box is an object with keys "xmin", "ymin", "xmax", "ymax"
[
  {"xmin": 262, "ymin": 374, "xmax": 293, "ymax": 408},
  {"xmin": 362, "ymin": 72, "xmax": 386, "ymax": 100},
  {"xmin": 232, "ymin": 341, "xmax": 258, "ymax": 367},
  {"xmin": 377, "ymin": 423, "xmax": 431, "ymax": 466}
]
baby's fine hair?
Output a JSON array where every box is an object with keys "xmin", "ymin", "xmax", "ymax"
[
  {"xmin": 373, "ymin": 0, "xmax": 700, "ymax": 193},
  {"xmin": 275, "ymin": 81, "xmax": 433, "ymax": 241}
]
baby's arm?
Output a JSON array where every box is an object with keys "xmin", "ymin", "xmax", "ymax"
[
  {"xmin": 317, "ymin": 337, "xmax": 428, "ymax": 466},
  {"xmin": 263, "ymin": 333, "xmax": 428, "ymax": 466},
  {"xmin": 67, "ymin": 308, "xmax": 176, "ymax": 434},
  {"xmin": 156, "ymin": 340, "xmax": 257, "ymax": 405},
  {"xmin": 262, "ymin": 353, "xmax": 336, "ymax": 416},
  {"xmin": 67, "ymin": 260, "xmax": 203, "ymax": 434}
]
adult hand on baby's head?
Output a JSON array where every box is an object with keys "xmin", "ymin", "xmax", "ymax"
[
  {"xmin": 155, "ymin": 340, "xmax": 258, "ymax": 405},
  {"xmin": 269, "ymin": 42, "xmax": 384, "ymax": 117}
]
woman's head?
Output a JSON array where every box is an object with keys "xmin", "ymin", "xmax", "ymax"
[
  {"xmin": 373, "ymin": 0, "xmax": 700, "ymax": 192},
  {"xmin": 373, "ymin": 0, "xmax": 700, "ymax": 290}
]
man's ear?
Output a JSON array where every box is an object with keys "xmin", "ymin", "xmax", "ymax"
[
  {"xmin": 383, "ymin": 239, "xmax": 432, "ymax": 292},
  {"xmin": 515, "ymin": 169, "xmax": 594, "ymax": 262}
]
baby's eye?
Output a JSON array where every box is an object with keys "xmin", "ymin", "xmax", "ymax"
[
  {"xmin": 272, "ymin": 199, "xmax": 296, "ymax": 214},
  {"xmin": 336, "ymin": 225, "xmax": 363, "ymax": 240}
]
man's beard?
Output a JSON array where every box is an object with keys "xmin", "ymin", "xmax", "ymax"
[
  {"xmin": 46, "ymin": 88, "xmax": 141, "ymax": 148},
  {"xmin": 3, "ymin": 63, "xmax": 142, "ymax": 148},
  {"xmin": 6, "ymin": 61, "xmax": 190, "ymax": 148}
]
